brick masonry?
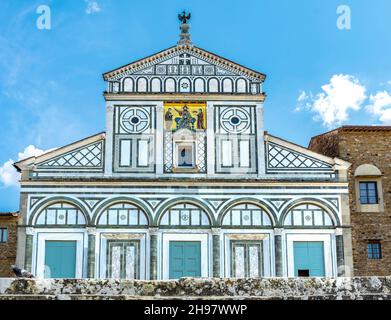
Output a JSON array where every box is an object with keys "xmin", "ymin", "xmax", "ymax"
[
  {"xmin": 309, "ymin": 126, "xmax": 391, "ymax": 276},
  {"xmin": 0, "ymin": 213, "xmax": 18, "ymax": 277}
]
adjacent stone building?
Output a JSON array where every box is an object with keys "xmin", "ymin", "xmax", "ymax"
[
  {"xmin": 0, "ymin": 212, "xmax": 18, "ymax": 277},
  {"xmin": 309, "ymin": 126, "xmax": 391, "ymax": 276}
]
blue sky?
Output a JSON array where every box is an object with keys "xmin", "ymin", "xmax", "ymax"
[{"xmin": 1, "ymin": 0, "xmax": 391, "ymax": 211}]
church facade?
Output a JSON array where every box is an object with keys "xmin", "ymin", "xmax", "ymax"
[{"xmin": 14, "ymin": 15, "xmax": 353, "ymax": 280}]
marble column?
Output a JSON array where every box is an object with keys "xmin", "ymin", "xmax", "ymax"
[
  {"xmin": 87, "ymin": 228, "xmax": 96, "ymax": 278},
  {"xmin": 212, "ymin": 228, "xmax": 221, "ymax": 277},
  {"xmin": 149, "ymin": 228, "xmax": 159, "ymax": 280},
  {"xmin": 274, "ymin": 228, "xmax": 283, "ymax": 277},
  {"xmin": 24, "ymin": 228, "xmax": 34, "ymax": 273},
  {"xmin": 336, "ymin": 228, "xmax": 345, "ymax": 276}
]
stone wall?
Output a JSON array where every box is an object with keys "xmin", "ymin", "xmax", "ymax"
[
  {"xmin": 309, "ymin": 128, "xmax": 391, "ymax": 276},
  {"xmin": 0, "ymin": 214, "xmax": 18, "ymax": 277},
  {"xmin": 0, "ymin": 277, "xmax": 391, "ymax": 300}
]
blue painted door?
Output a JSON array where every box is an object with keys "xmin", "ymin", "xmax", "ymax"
[
  {"xmin": 169, "ymin": 241, "xmax": 201, "ymax": 279},
  {"xmin": 44, "ymin": 241, "xmax": 77, "ymax": 278},
  {"xmin": 293, "ymin": 241, "xmax": 325, "ymax": 277}
]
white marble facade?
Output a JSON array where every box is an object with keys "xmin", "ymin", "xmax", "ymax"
[{"xmin": 15, "ymin": 41, "xmax": 353, "ymax": 280}]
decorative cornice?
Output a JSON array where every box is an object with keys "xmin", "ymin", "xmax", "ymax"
[{"xmin": 103, "ymin": 45, "xmax": 266, "ymax": 82}]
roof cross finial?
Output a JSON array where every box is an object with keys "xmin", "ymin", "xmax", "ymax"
[{"xmin": 177, "ymin": 11, "xmax": 193, "ymax": 46}]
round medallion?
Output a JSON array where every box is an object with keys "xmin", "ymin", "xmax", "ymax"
[
  {"xmin": 220, "ymin": 107, "xmax": 251, "ymax": 133},
  {"xmin": 120, "ymin": 107, "xmax": 150, "ymax": 133},
  {"xmin": 181, "ymin": 215, "xmax": 189, "ymax": 221},
  {"xmin": 58, "ymin": 214, "xmax": 65, "ymax": 220},
  {"xmin": 120, "ymin": 214, "xmax": 127, "ymax": 221}
]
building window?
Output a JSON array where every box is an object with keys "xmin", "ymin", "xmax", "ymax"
[
  {"xmin": 359, "ymin": 182, "xmax": 379, "ymax": 204},
  {"xmin": 367, "ymin": 240, "xmax": 382, "ymax": 260},
  {"xmin": 0, "ymin": 227, "xmax": 7, "ymax": 243},
  {"xmin": 174, "ymin": 142, "xmax": 195, "ymax": 169}
]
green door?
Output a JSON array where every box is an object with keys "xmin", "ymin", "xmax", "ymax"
[
  {"xmin": 44, "ymin": 241, "xmax": 77, "ymax": 278},
  {"xmin": 169, "ymin": 241, "xmax": 201, "ymax": 279},
  {"xmin": 293, "ymin": 241, "xmax": 325, "ymax": 277}
]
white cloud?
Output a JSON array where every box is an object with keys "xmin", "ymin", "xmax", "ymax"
[
  {"xmin": 366, "ymin": 91, "xmax": 391, "ymax": 124},
  {"xmin": 85, "ymin": 1, "xmax": 101, "ymax": 15},
  {"xmin": 296, "ymin": 74, "xmax": 367, "ymax": 128},
  {"xmin": 0, "ymin": 145, "xmax": 55, "ymax": 187}
]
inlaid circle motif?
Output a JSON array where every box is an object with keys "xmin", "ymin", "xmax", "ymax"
[
  {"xmin": 220, "ymin": 107, "xmax": 250, "ymax": 133},
  {"xmin": 120, "ymin": 107, "xmax": 150, "ymax": 133}
]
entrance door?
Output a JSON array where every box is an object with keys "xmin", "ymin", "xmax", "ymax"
[
  {"xmin": 293, "ymin": 241, "xmax": 325, "ymax": 277},
  {"xmin": 107, "ymin": 240, "xmax": 139, "ymax": 279},
  {"xmin": 169, "ymin": 241, "xmax": 201, "ymax": 279},
  {"xmin": 44, "ymin": 241, "xmax": 76, "ymax": 278}
]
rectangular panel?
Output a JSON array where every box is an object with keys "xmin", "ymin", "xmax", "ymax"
[
  {"xmin": 233, "ymin": 245, "xmax": 245, "ymax": 278},
  {"xmin": 44, "ymin": 241, "xmax": 76, "ymax": 278},
  {"xmin": 239, "ymin": 140, "xmax": 250, "ymax": 167},
  {"xmin": 221, "ymin": 140, "xmax": 233, "ymax": 167},
  {"xmin": 293, "ymin": 241, "xmax": 325, "ymax": 277},
  {"xmin": 169, "ymin": 241, "xmax": 201, "ymax": 279},
  {"xmin": 111, "ymin": 246, "xmax": 122, "ymax": 279},
  {"xmin": 125, "ymin": 245, "xmax": 136, "ymax": 279},
  {"xmin": 137, "ymin": 140, "xmax": 149, "ymax": 167},
  {"xmin": 248, "ymin": 245, "xmax": 260, "ymax": 277},
  {"xmin": 120, "ymin": 140, "xmax": 131, "ymax": 166}
]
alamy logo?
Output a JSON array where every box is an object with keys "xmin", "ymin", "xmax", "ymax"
[
  {"xmin": 336, "ymin": 5, "xmax": 351, "ymax": 30},
  {"xmin": 36, "ymin": 5, "xmax": 51, "ymax": 30}
]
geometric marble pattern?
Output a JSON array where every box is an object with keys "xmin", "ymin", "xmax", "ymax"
[
  {"xmin": 267, "ymin": 142, "xmax": 332, "ymax": 170},
  {"xmin": 39, "ymin": 141, "xmax": 103, "ymax": 168}
]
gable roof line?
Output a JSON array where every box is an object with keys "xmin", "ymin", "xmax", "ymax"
[
  {"xmin": 265, "ymin": 133, "xmax": 351, "ymax": 168},
  {"xmin": 102, "ymin": 44, "xmax": 266, "ymax": 81},
  {"xmin": 14, "ymin": 132, "xmax": 106, "ymax": 172}
]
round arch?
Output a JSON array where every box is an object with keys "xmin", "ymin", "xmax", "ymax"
[
  {"xmin": 29, "ymin": 196, "xmax": 91, "ymax": 226},
  {"xmin": 92, "ymin": 197, "xmax": 153, "ymax": 226},
  {"xmin": 354, "ymin": 164, "xmax": 382, "ymax": 176},
  {"xmin": 153, "ymin": 197, "xmax": 216, "ymax": 227},
  {"xmin": 279, "ymin": 198, "xmax": 341, "ymax": 227},
  {"xmin": 217, "ymin": 198, "xmax": 277, "ymax": 227}
]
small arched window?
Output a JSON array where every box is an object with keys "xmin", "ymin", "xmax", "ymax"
[
  {"xmin": 160, "ymin": 203, "xmax": 210, "ymax": 227},
  {"xmin": 284, "ymin": 203, "xmax": 334, "ymax": 227},
  {"xmin": 222, "ymin": 203, "xmax": 272, "ymax": 227},
  {"xmin": 123, "ymin": 78, "xmax": 133, "ymax": 92},
  {"xmin": 97, "ymin": 203, "xmax": 148, "ymax": 226},
  {"xmin": 137, "ymin": 78, "xmax": 147, "ymax": 92},
  {"xmin": 165, "ymin": 78, "xmax": 176, "ymax": 92},
  {"xmin": 194, "ymin": 78, "xmax": 205, "ymax": 92},
  {"xmin": 151, "ymin": 78, "xmax": 161, "ymax": 92},
  {"xmin": 35, "ymin": 202, "xmax": 86, "ymax": 226}
]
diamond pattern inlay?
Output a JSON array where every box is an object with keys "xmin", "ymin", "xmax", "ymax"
[
  {"xmin": 267, "ymin": 142, "xmax": 332, "ymax": 170},
  {"xmin": 40, "ymin": 141, "xmax": 103, "ymax": 168}
]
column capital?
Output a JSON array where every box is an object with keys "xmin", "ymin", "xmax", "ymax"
[
  {"xmin": 211, "ymin": 228, "xmax": 221, "ymax": 235},
  {"xmin": 26, "ymin": 227, "xmax": 36, "ymax": 235},
  {"xmin": 149, "ymin": 227, "xmax": 159, "ymax": 235},
  {"xmin": 273, "ymin": 228, "xmax": 284, "ymax": 236},
  {"xmin": 336, "ymin": 228, "xmax": 343, "ymax": 236},
  {"xmin": 86, "ymin": 227, "xmax": 97, "ymax": 236}
]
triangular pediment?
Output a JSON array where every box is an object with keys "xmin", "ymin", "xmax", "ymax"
[
  {"xmin": 103, "ymin": 45, "xmax": 265, "ymax": 83},
  {"xmin": 14, "ymin": 132, "xmax": 105, "ymax": 172},
  {"xmin": 265, "ymin": 134, "xmax": 350, "ymax": 174}
]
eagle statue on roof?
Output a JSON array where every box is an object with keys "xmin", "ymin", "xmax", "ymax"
[{"xmin": 178, "ymin": 11, "xmax": 191, "ymax": 24}]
